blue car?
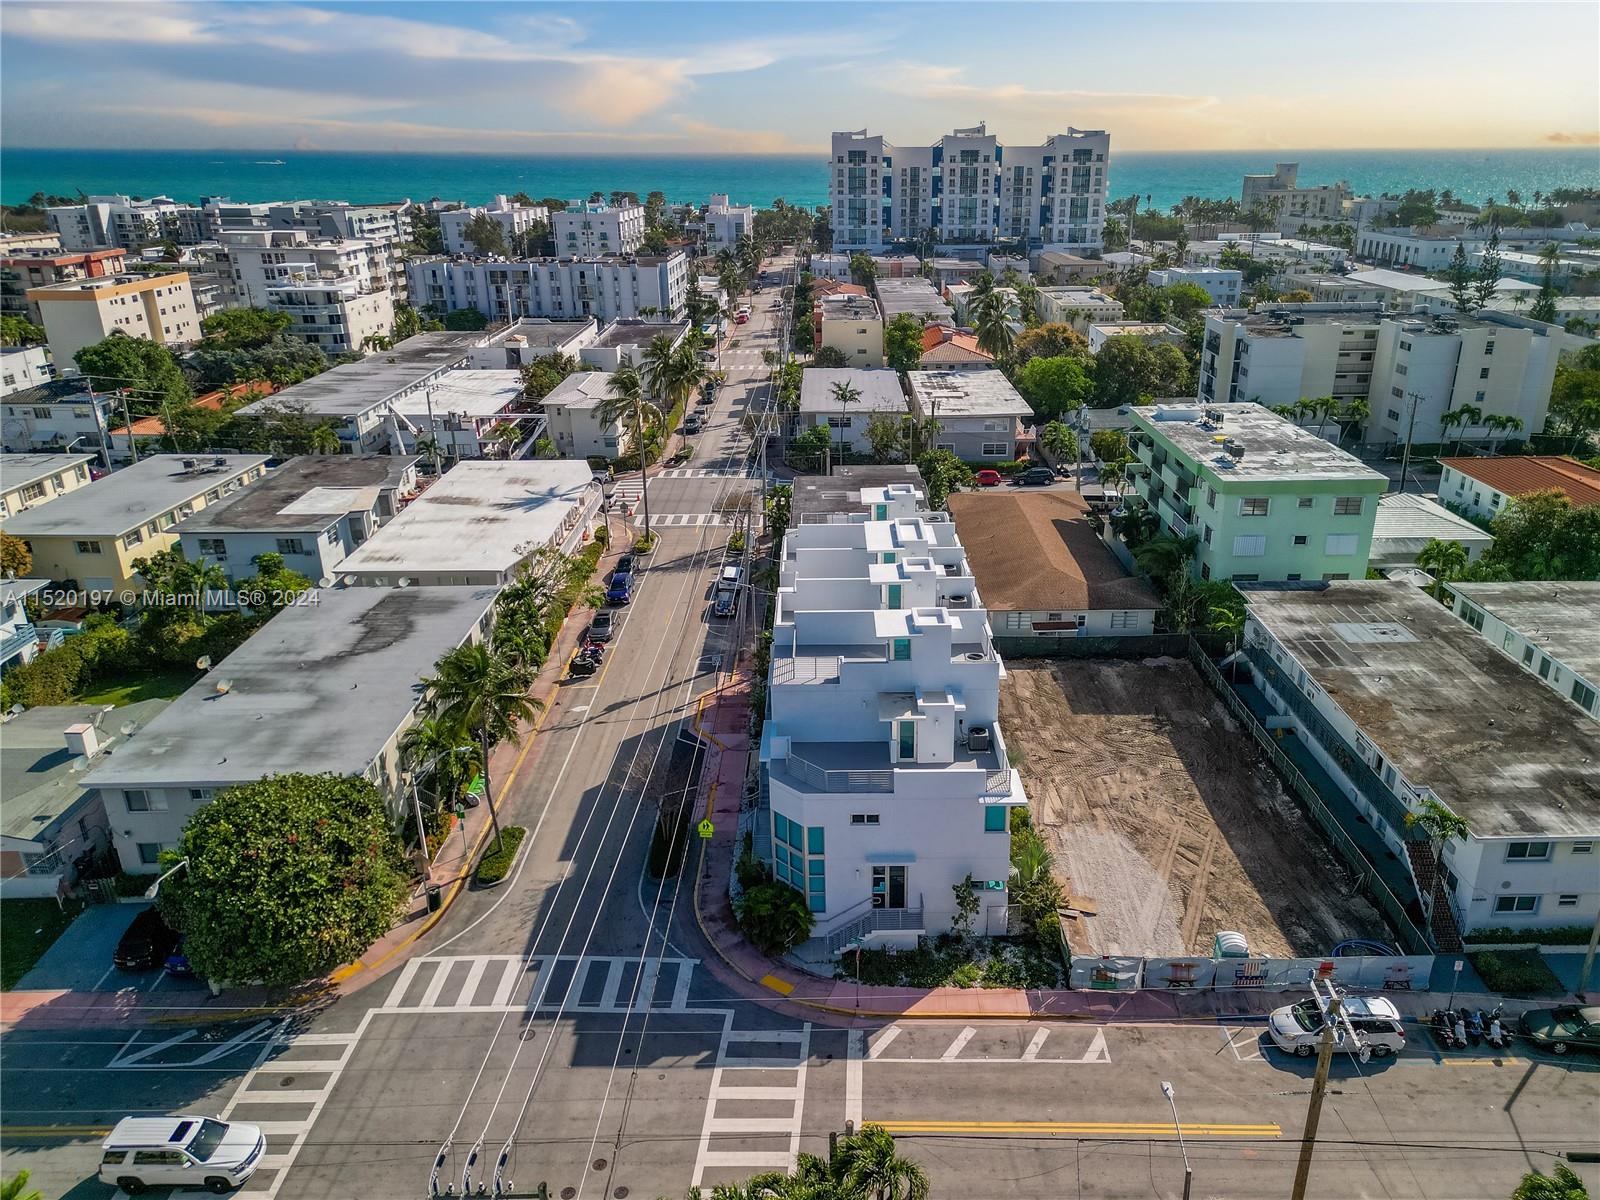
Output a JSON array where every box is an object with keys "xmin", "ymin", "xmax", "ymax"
[
  {"xmin": 164, "ymin": 937, "xmax": 195, "ymax": 978},
  {"xmin": 606, "ymin": 572, "xmax": 634, "ymax": 605}
]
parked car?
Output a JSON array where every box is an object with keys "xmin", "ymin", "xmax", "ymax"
[
  {"xmin": 720, "ymin": 564, "xmax": 744, "ymax": 589},
  {"xmin": 587, "ymin": 611, "xmax": 617, "ymax": 642},
  {"xmin": 114, "ymin": 907, "xmax": 179, "ymax": 971},
  {"xmin": 606, "ymin": 572, "xmax": 635, "ymax": 605},
  {"xmin": 1268, "ymin": 996, "xmax": 1405, "ymax": 1059},
  {"xmin": 697, "ymin": 349, "xmax": 717, "ymax": 363},
  {"xmin": 613, "ymin": 554, "xmax": 636, "ymax": 577},
  {"xmin": 1518, "ymin": 1005, "xmax": 1600, "ymax": 1055},
  {"xmin": 697, "ymin": 388, "xmax": 715, "ymax": 406},
  {"xmin": 1017, "ymin": 466, "xmax": 1056, "ymax": 487},
  {"xmin": 100, "ymin": 1116, "xmax": 266, "ymax": 1195},
  {"xmin": 735, "ymin": 311, "xmax": 750, "ymax": 325},
  {"xmin": 712, "ymin": 588, "xmax": 739, "ymax": 618},
  {"xmin": 164, "ymin": 938, "xmax": 195, "ymax": 978},
  {"xmin": 684, "ymin": 413, "xmax": 704, "ymax": 434},
  {"xmin": 974, "ymin": 469, "xmax": 1002, "ymax": 488}
]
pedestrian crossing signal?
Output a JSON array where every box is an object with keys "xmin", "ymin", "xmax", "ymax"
[{"xmin": 698, "ymin": 819, "xmax": 715, "ymax": 839}]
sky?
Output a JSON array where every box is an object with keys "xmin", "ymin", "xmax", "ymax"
[{"xmin": 2, "ymin": 1, "xmax": 1597, "ymax": 155}]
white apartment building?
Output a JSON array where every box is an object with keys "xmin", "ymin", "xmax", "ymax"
[
  {"xmin": 29, "ymin": 273, "xmax": 200, "ymax": 370},
  {"xmin": 1, "ymin": 346, "xmax": 54, "ymax": 398},
  {"xmin": 269, "ymin": 276, "xmax": 396, "ymax": 355},
  {"xmin": 1240, "ymin": 164, "xmax": 1353, "ymax": 231},
  {"xmin": 541, "ymin": 371, "xmax": 628, "ymax": 460},
  {"xmin": 1186, "ymin": 235, "xmax": 1348, "ymax": 272},
  {"xmin": 906, "ymin": 370, "xmax": 1032, "ymax": 460},
  {"xmin": 1355, "ymin": 226, "xmax": 1486, "ymax": 270},
  {"xmin": 1448, "ymin": 583, "xmax": 1600, "ymax": 721},
  {"xmin": 406, "ymin": 254, "xmax": 689, "ymax": 325},
  {"xmin": 797, "ymin": 368, "xmax": 907, "ymax": 454},
  {"xmin": 1242, "ymin": 581, "xmax": 1600, "ymax": 941},
  {"xmin": 1435, "ymin": 456, "xmax": 1600, "ymax": 523},
  {"xmin": 0, "ymin": 577, "xmax": 51, "ymax": 674},
  {"xmin": 552, "ymin": 203, "xmax": 646, "ymax": 258},
  {"xmin": 829, "ymin": 124, "xmax": 1111, "ymax": 254},
  {"xmin": 815, "ymin": 294, "xmax": 885, "ymax": 366},
  {"xmin": 809, "ymin": 254, "xmax": 922, "ymax": 281},
  {"xmin": 440, "ymin": 195, "xmax": 550, "ymax": 256},
  {"xmin": 703, "ymin": 194, "xmax": 755, "ymax": 252},
  {"xmin": 1033, "ymin": 286, "xmax": 1125, "ymax": 330},
  {"xmin": 577, "ymin": 319, "xmax": 692, "ymax": 371},
  {"xmin": 47, "ymin": 195, "xmax": 207, "ymax": 252},
  {"xmin": 760, "ymin": 479, "xmax": 1028, "ymax": 946},
  {"xmin": 873, "ymin": 277, "xmax": 954, "ymax": 324},
  {"xmin": 1087, "ymin": 322, "xmax": 1186, "ymax": 353},
  {"xmin": 467, "ymin": 318, "xmax": 599, "ymax": 369},
  {"xmin": 1, "ymin": 381, "xmax": 113, "ymax": 456},
  {"xmin": 1147, "ymin": 265, "xmax": 1242, "ymax": 307},
  {"xmin": 223, "ymin": 230, "xmax": 393, "ymax": 306}
]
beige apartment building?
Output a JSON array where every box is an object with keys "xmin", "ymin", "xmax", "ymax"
[
  {"xmin": 28, "ymin": 272, "xmax": 200, "ymax": 371},
  {"xmin": 815, "ymin": 294, "xmax": 885, "ymax": 366}
]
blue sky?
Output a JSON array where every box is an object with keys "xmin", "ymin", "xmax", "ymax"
[{"xmin": 2, "ymin": 2, "xmax": 1596, "ymax": 153}]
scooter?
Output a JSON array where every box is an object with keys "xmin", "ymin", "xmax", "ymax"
[
  {"xmin": 1462, "ymin": 1007, "xmax": 1485, "ymax": 1047},
  {"xmin": 1485, "ymin": 1003, "xmax": 1510, "ymax": 1051},
  {"xmin": 1431, "ymin": 1009, "xmax": 1464, "ymax": 1049}
]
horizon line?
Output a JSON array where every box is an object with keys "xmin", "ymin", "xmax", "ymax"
[{"xmin": 3, "ymin": 144, "xmax": 1594, "ymax": 157}]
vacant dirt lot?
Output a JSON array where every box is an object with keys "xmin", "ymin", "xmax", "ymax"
[{"xmin": 999, "ymin": 657, "xmax": 1390, "ymax": 958}]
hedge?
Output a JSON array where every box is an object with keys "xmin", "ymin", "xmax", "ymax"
[
  {"xmin": 540, "ymin": 540, "xmax": 606, "ymax": 644},
  {"xmin": 1467, "ymin": 949, "xmax": 1565, "ymax": 996},
  {"xmin": 0, "ymin": 620, "xmax": 139, "ymax": 709},
  {"xmin": 962, "ymin": 458, "xmax": 1034, "ymax": 477},
  {"xmin": 474, "ymin": 825, "xmax": 527, "ymax": 885},
  {"xmin": 1464, "ymin": 926, "xmax": 1594, "ymax": 946}
]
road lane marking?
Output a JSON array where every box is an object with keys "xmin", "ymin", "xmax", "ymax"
[
  {"xmin": 759, "ymin": 973, "xmax": 794, "ymax": 996},
  {"xmin": 846, "ymin": 1029, "xmax": 864, "ymax": 1129},
  {"xmin": 867, "ymin": 1026, "xmax": 901, "ymax": 1059},
  {"xmin": 693, "ymin": 1016, "xmax": 811, "ymax": 1186},
  {"xmin": 942, "ymin": 1026, "xmax": 977, "ymax": 1061},
  {"xmin": 1021, "ymin": 1029, "xmax": 1048, "ymax": 1061},
  {"xmin": 109, "ymin": 1028, "xmax": 197, "ymax": 1067},
  {"xmin": 456, "ymin": 958, "xmax": 489, "ymax": 1008},
  {"xmin": 872, "ymin": 1120, "xmax": 1282, "ymax": 1137},
  {"xmin": 1078, "ymin": 1029, "xmax": 1111, "ymax": 1063}
]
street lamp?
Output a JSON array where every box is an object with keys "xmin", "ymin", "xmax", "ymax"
[
  {"xmin": 143, "ymin": 857, "xmax": 190, "ymax": 900},
  {"xmin": 1160, "ymin": 1080, "xmax": 1193, "ymax": 1200}
]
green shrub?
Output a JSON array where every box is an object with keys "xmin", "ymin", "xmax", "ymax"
[
  {"xmin": 1464, "ymin": 926, "xmax": 1593, "ymax": 946},
  {"xmin": 1468, "ymin": 949, "xmax": 1564, "ymax": 996},
  {"xmin": 1, "ymin": 622, "xmax": 138, "ymax": 708},
  {"xmin": 962, "ymin": 458, "xmax": 1033, "ymax": 476},
  {"xmin": 980, "ymin": 954, "xmax": 1027, "ymax": 989},
  {"xmin": 734, "ymin": 880, "xmax": 814, "ymax": 955},
  {"xmin": 474, "ymin": 825, "xmax": 527, "ymax": 885},
  {"xmin": 948, "ymin": 961, "xmax": 980, "ymax": 988}
]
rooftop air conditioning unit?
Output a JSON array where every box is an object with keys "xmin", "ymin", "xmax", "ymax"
[
  {"xmin": 968, "ymin": 725, "xmax": 992, "ymax": 752},
  {"xmin": 181, "ymin": 457, "xmax": 198, "ymax": 469}
]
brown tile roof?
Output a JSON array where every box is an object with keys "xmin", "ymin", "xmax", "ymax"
[
  {"xmin": 811, "ymin": 280, "xmax": 868, "ymax": 300},
  {"xmin": 110, "ymin": 381, "xmax": 279, "ymax": 437},
  {"xmin": 947, "ymin": 490, "xmax": 1161, "ymax": 613},
  {"xmin": 1437, "ymin": 456, "xmax": 1600, "ymax": 507},
  {"xmin": 920, "ymin": 325, "xmax": 993, "ymax": 364}
]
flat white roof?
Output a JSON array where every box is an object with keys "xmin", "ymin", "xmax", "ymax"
[
  {"xmin": 338, "ymin": 460, "xmax": 594, "ymax": 576},
  {"xmin": 543, "ymin": 371, "xmax": 616, "ymax": 411},
  {"xmin": 1, "ymin": 452, "xmax": 95, "ymax": 492},
  {"xmin": 2, "ymin": 454, "xmax": 269, "ymax": 537},
  {"xmin": 1135, "ymin": 403, "xmax": 1386, "ymax": 483},
  {"xmin": 798, "ymin": 369, "xmax": 907, "ymax": 415},
  {"xmin": 906, "ymin": 370, "xmax": 1031, "ymax": 418},
  {"xmin": 392, "ymin": 370, "xmax": 523, "ymax": 420}
]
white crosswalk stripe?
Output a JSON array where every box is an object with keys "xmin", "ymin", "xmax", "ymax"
[
  {"xmin": 648, "ymin": 512, "xmax": 731, "ymax": 526},
  {"xmin": 659, "ymin": 467, "xmax": 749, "ymax": 479},
  {"xmin": 378, "ymin": 953, "xmax": 699, "ymax": 1014},
  {"xmin": 693, "ymin": 1019, "xmax": 812, "ymax": 1187}
]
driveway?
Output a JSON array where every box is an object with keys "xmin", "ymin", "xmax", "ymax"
[{"xmin": 15, "ymin": 901, "xmax": 194, "ymax": 995}]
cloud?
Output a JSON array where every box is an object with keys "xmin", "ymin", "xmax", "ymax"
[
  {"xmin": 665, "ymin": 117, "xmax": 822, "ymax": 155},
  {"xmin": 1543, "ymin": 131, "xmax": 1600, "ymax": 145},
  {"xmin": 872, "ymin": 61, "xmax": 1216, "ymax": 114}
]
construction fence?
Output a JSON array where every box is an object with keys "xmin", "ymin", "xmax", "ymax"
[{"xmin": 1069, "ymin": 952, "xmax": 1437, "ymax": 993}]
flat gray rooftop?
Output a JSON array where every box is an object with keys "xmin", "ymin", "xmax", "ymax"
[
  {"xmin": 799, "ymin": 369, "xmax": 907, "ymax": 415},
  {"xmin": 816, "ymin": 294, "xmax": 881, "ymax": 321},
  {"xmin": 2, "ymin": 700, "xmax": 170, "ymax": 839},
  {"xmin": 875, "ymin": 279, "xmax": 953, "ymax": 320},
  {"xmin": 907, "ymin": 370, "xmax": 1030, "ymax": 418},
  {"xmin": 1243, "ymin": 581, "xmax": 1600, "ymax": 838},
  {"xmin": 1370, "ymin": 493, "xmax": 1493, "ymax": 563},
  {"xmin": 2, "ymin": 454, "xmax": 269, "ymax": 537},
  {"xmin": 2, "ymin": 452, "xmax": 95, "ymax": 491},
  {"xmin": 176, "ymin": 455, "xmax": 417, "ymax": 534},
  {"xmin": 544, "ymin": 371, "xmax": 615, "ymax": 411},
  {"xmin": 2, "ymin": 379, "xmax": 92, "ymax": 406},
  {"xmin": 499, "ymin": 319, "xmax": 595, "ymax": 348},
  {"xmin": 1135, "ymin": 403, "xmax": 1386, "ymax": 483},
  {"xmin": 592, "ymin": 320, "xmax": 690, "ymax": 350},
  {"xmin": 237, "ymin": 338, "xmax": 476, "ymax": 418},
  {"xmin": 83, "ymin": 586, "xmax": 497, "ymax": 789},
  {"xmin": 792, "ymin": 467, "xmax": 925, "ymax": 523},
  {"xmin": 1449, "ymin": 582, "xmax": 1600, "ymax": 687}
]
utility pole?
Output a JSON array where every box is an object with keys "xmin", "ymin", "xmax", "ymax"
[
  {"xmin": 118, "ymin": 391, "xmax": 140, "ymax": 463},
  {"xmin": 1290, "ymin": 983, "xmax": 1344, "ymax": 1200},
  {"xmin": 1396, "ymin": 390, "xmax": 1425, "ymax": 495},
  {"xmin": 423, "ymin": 387, "xmax": 440, "ymax": 474}
]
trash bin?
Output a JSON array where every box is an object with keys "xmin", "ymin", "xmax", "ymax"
[{"xmin": 426, "ymin": 884, "xmax": 442, "ymax": 913}]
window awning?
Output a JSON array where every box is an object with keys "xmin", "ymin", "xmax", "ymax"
[{"xmin": 877, "ymin": 692, "xmax": 926, "ymax": 722}]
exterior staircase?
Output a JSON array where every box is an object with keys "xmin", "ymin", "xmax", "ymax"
[{"xmin": 1405, "ymin": 840, "xmax": 1464, "ymax": 953}]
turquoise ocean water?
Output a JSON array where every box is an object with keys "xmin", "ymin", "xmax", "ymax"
[{"xmin": 3, "ymin": 147, "xmax": 1595, "ymax": 213}]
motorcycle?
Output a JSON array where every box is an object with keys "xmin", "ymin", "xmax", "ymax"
[
  {"xmin": 1431, "ymin": 1009, "xmax": 1464, "ymax": 1050},
  {"xmin": 1485, "ymin": 1003, "xmax": 1509, "ymax": 1050},
  {"xmin": 1462, "ymin": 1007, "xmax": 1484, "ymax": 1048}
]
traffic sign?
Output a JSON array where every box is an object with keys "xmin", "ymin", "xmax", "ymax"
[{"xmin": 697, "ymin": 819, "xmax": 715, "ymax": 839}]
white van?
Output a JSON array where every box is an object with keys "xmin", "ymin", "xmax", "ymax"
[
  {"xmin": 99, "ymin": 1115, "xmax": 266, "ymax": 1194},
  {"xmin": 1268, "ymin": 995, "xmax": 1406, "ymax": 1059}
]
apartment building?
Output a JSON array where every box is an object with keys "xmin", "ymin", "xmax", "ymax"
[
  {"xmin": 29, "ymin": 273, "xmax": 199, "ymax": 369},
  {"xmin": 0, "ymin": 452, "xmax": 95, "ymax": 519},
  {"xmin": 1033, "ymin": 286, "xmax": 1125, "ymax": 330},
  {"xmin": 1355, "ymin": 226, "xmax": 1485, "ymax": 270},
  {"xmin": 175, "ymin": 454, "xmax": 418, "ymax": 585},
  {"xmin": 0, "ymin": 232, "xmax": 61, "ymax": 254},
  {"xmin": 759, "ymin": 478, "xmax": 1028, "ymax": 945},
  {"xmin": 440, "ymin": 195, "xmax": 550, "ymax": 256},
  {"xmin": 541, "ymin": 371, "xmax": 628, "ymax": 460},
  {"xmin": 1242, "ymin": 580, "xmax": 1600, "ymax": 940},
  {"xmin": 917, "ymin": 326, "xmax": 993, "ymax": 369},
  {"xmin": 467, "ymin": 318, "xmax": 598, "ymax": 369},
  {"xmin": 906, "ymin": 370, "xmax": 1032, "ymax": 460},
  {"xmin": 577, "ymin": 319, "xmax": 691, "ymax": 371},
  {"xmin": 2, "ymin": 248, "xmax": 127, "ymax": 320},
  {"xmin": 1147, "ymin": 265, "xmax": 1242, "ymax": 306},
  {"xmin": 46, "ymin": 195, "xmax": 207, "ymax": 252},
  {"xmin": 406, "ymin": 253, "xmax": 689, "ymax": 325},
  {"xmin": 810, "ymin": 254, "xmax": 921, "ymax": 281},
  {"xmin": 1436, "ymin": 455, "xmax": 1600, "ymax": 523},
  {"xmin": 703, "ymin": 194, "xmax": 755, "ymax": 252},
  {"xmin": 1, "ymin": 454, "xmax": 269, "ymax": 593},
  {"xmin": 221, "ymin": 230, "xmax": 396, "ymax": 350},
  {"xmin": 1240, "ymin": 163, "xmax": 1353, "ymax": 230},
  {"xmin": 1, "ymin": 380, "xmax": 112, "ymax": 456},
  {"xmin": 1127, "ymin": 403, "xmax": 1386, "ymax": 583},
  {"xmin": 873, "ymin": 277, "xmax": 954, "ymax": 324},
  {"xmin": 797, "ymin": 369, "xmax": 907, "ymax": 454},
  {"xmin": 1035, "ymin": 251, "xmax": 1114, "ymax": 285},
  {"xmin": 829, "ymin": 124, "xmax": 1111, "ymax": 254},
  {"xmin": 552, "ymin": 203, "xmax": 646, "ymax": 258},
  {"xmin": 1368, "ymin": 493, "xmax": 1493, "ymax": 570},
  {"xmin": 0, "ymin": 577, "xmax": 52, "ymax": 675},
  {"xmin": 1448, "ymin": 582, "xmax": 1600, "ymax": 720},
  {"xmin": 814, "ymin": 294, "xmax": 885, "ymax": 365},
  {"xmin": 1, "ymin": 346, "xmax": 54, "ymax": 398},
  {"xmin": 84, "ymin": 585, "xmax": 498, "ymax": 872},
  {"xmin": 1087, "ymin": 322, "xmax": 1186, "ymax": 352}
]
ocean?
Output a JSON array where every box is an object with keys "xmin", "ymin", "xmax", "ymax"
[{"xmin": 3, "ymin": 146, "xmax": 1596, "ymax": 214}]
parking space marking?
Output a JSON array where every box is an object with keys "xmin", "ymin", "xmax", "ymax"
[
  {"xmin": 863, "ymin": 1023, "xmax": 1112, "ymax": 1065},
  {"xmin": 942, "ymin": 1027, "xmax": 977, "ymax": 1061},
  {"xmin": 867, "ymin": 1027, "xmax": 901, "ymax": 1060}
]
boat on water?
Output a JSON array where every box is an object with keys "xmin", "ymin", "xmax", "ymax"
[{"xmin": 253, "ymin": 159, "xmax": 286, "ymax": 165}]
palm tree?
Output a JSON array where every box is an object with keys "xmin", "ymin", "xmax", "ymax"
[
  {"xmin": 836, "ymin": 1124, "xmax": 930, "ymax": 1200},
  {"xmin": 1446, "ymin": 402, "xmax": 1483, "ymax": 455},
  {"xmin": 1038, "ymin": 420, "xmax": 1077, "ymax": 468},
  {"xmin": 399, "ymin": 713, "xmax": 479, "ymax": 832},
  {"xmin": 414, "ymin": 436, "xmax": 444, "ymax": 475},
  {"xmin": 1311, "ymin": 395, "xmax": 1341, "ymax": 442},
  {"xmin": 309, "ymin": 423, "xmax": 341, "ymax": 455},
  {"xmin": 597, "ymin": 363, "xmax": 661, "ymax": 536},
  {"xmin": 1099, "ymin": 460, "xmax": 1125, "ymax": 497},
  {"xmin": 973, "ymin": 290, "xmax": 1014, "ymax": 362},
  {"xmin": 186, "ymin": 556, "xmax": 228, "ymax": 607},
  {"xmin": 1133, "ymin": 532, "xmax": 1200, "ymax": 580},
  {"xmin": 830, "ymin": 379, "xmax": 861, "ymax": 465},
  {"xmin": 1484, "ymin": 412, "xmax": 1523, "ymax": 455},
  {"xmin": 421, "ymin": 642, "xmax": 542, "ymax": 854},
  {"xmin": 1415, "ymin": 538, "xmax": 1469, "ymax": 600},
  {"xmin": 1290, "ymin": 398, "xmax": 1316, "ymax": 429},
  {"xmin": 1338, "ymin": 398, "xmax": 1371, "ymax": 446},
  {"xmin": 737, "ymin": 233, "xmax": 764, "ymax": 281}
]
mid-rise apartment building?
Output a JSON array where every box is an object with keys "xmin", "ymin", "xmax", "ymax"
[
  {"xmin": 0, "ymin": 452, "xmax": 95, "ymax": 519},
  {"xmin": 829, "ymin": 124, "xmax": 1111, "ymax": 253},
  {"xmin": 1355, "ymin": 226, "xmax": 1485, "ymax": 270},
  {"xmin": 2, "ymin": 248, "xmax": 128, "ymax": 320},
  {"xmin": 1146, "ymin": 265, "xmax": 1242, "ymax": 307},
  {"xmin": 1448, "ymin": 582, "xmax": 1600, "ymax": 720},
  {"xmin": 703, "ymin": 194, "xmax": 754, "ymax": 252},
  {"xmin": 47, "ymin": 195, "xmax": 207, "ymax": 252},
  {"xmin": 406, "ymin": 254, "xmax": 689, "ymax": 324},
  {"xmin": 29, "ymin": 273, "xmax": 200, "ymax": 369},
  {"xmin": 440, "ymin": 195, "xmax": 550, "ymax": 256},
  {"xmin": 814, "ymin": 294, "xmax": 884, "ymax": 366},
  {"xmin": 1242, "ymin": 580, "xmax": 1600, "ymax": 941},
  {"xmin": 759, "ymin": 478, "xmax": 1028, "ymax": 946},
  {"xmin": 1033, "ymin": 286, "xmax": 1124, "ymax": 330},
  {"xmin": 1240, "ymin": 163, "xmax": 1352, "ymax": 231},
  {"xmin": 552, "ymin": 203, "xmax": 646, "ymax": 258},
  {"xmin": 222, "ymin": 231, "xmax": 396, "ymax": 352},
  {"xmin": 1127, "ymin": 403, "xmax": 1386, "ymax": 582}
]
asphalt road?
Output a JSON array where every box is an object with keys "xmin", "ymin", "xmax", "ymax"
[{"xmin": 5, "ymin": 259, "xmax": 1598, "ymax": 1200}]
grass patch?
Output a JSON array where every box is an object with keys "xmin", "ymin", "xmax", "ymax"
[
  {"xmin": 1468, "ymin": 948, "xmax": 1565, "ymax": 996},
  {"xmin": 835, "ymin": 936, "xmax": 1065, "ymax": 990},
  {"xmin": 1, "ymin": 897, "xmax": 84, "ymax": 990},
  {"xmin": 76, "ymin": 667, "xmax": 199, "ymax": 707},
  {"xmin": 474, "ymin": 825, "xmax": 526, "ymax": 886}
]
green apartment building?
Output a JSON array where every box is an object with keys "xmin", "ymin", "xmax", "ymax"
[{"xmin": 1127, "ymin": 403, "xmax": 1387, "ymax": 583}]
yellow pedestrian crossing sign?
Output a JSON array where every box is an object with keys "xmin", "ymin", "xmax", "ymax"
[{"xmin": 698, "ymin": 819, "xmax": 715, "ymax": 839}]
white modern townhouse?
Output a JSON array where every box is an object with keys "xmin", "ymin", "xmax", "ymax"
[
  {"xmin": 759, "ymin": 478, "xmax": 1028, "ymax": 950},
  {"xmin": 703, "ymin": 194, "xmax": 755, "ymax": 252},
  {"xmin": 829, "ymin": 124, "xmax": 1111, "ymax": 254}
]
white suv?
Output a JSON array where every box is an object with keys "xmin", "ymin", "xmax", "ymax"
[
  {"xmin": 1268, "ymin": 995, "xmax": 1406, "ymax": 1059},
  {"xmin": 99, "ymin": 1115, "xmax": 266, "ymax": 1194}
]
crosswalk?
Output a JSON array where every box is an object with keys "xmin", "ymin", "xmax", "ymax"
[
  {"xmin": 379, "ymin": 953, "xmax": 699, "ymax": 1015},
  {"xmin": 692, "ymin": 1021, "xmax": 812, "ymax": 1187},
  {"xmin": 224, "ymin": 1030, "xmax": 362, "ymax": 1197},
  {"xmin": 611, "ymin": 478, "xmax": 644, "ymax": 509},
  {"xmin": 659, "ymin": 467, "xmax": 749, "ymax": 479},
  {"xmin": 863, "ymin": 1022, "xmax": 1112, "ymax": 1065},
  {"xmin": 648, "ymin": 512, "xmax": 732, "ymax": 527}
]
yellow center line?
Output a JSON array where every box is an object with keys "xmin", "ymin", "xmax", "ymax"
[
  {"xmin": 4, "ymin": 1125, "xmax": 114, "ymax": 1138},
  {"xmin": 871, "ymin": 1120, "xmax": 1281, "ymax": 1138}
]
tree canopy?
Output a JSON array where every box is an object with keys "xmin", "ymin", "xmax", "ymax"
[
  {"xmin": 1467, "ymin": 490, "xmax": 1600, "ymax": 582},
  {"xmin": 1012, "ymin": 322, "xmax": 1089, "ymax": 367},
  {"xmin": 200, "ymin": 307, "xmax": 293, "ymax": 349},
  {"xmin": 0, "ymin": 313, "xmax": 46, "ymax": 346},
  {"xmin": 462, "ymin": 212, "xmax": 508, "ymax": 257},
  {"xmin": 443, "ymin": 307, "xmax": 490, "ymax": 331},
  {"xmin": 157, "ymin": 773, "xmax": 409, "ymax": 986},
  {"xmin": 74, "ymin": 333, "xmax": 191, "ymax": 414},
  {"xmin": 1016, "ymin": 355, "xmax": 1093, "ymax": 422},
  {"xmin": 883, "ymin": 314, "xmax": 925, "ymax": 373},
  {"xmin": 1090, "ymin": 336, "xmax": 1190, "ymax": 408}
]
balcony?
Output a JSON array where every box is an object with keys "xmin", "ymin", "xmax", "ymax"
[
  {"xmin": 776, "ymin": 736, "xmax": 1013, "ymax": 798},
  {"xmin": 0, "ymin": 623, "xmax": 38, "ymax": 663},
  {"xmin": 1159, "ymin": 460, "xmax": 1195, "ymax": 497}
]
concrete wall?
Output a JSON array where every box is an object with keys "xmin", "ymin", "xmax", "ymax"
[{"xmin": 990, "ymin": 608, "xmax": 1158, "ymax": 637}]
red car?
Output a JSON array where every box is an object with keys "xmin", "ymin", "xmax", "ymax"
[{"xmin": 975, "ymin": 469, "xmax": 1003, "ymax": 487}]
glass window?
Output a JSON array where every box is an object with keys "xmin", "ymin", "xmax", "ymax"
[
  {"xmin": 1297, "ymin": 497, "xmax": 1314, "ymax": 509},
  {"xmin": 137, "ymin": 842, "xmax": 164, "ymax": 865},
  {"xmin": 1573, "ymin": 680, "xmax": 1598, "ymax": 711},
  {"xmin": 891, "ymin": 638, "xmax": 911, "ymax": 661},
  {"xmin": 1239, "ymin": 497, "xmax": 1269, "ymax": 516},
  {"xmin": 1506, "ymin": 842, "xmax": 1551, "ymax": 861},
  {"xmin": 807, "ymin": 826, "xmax": 824, "ymax": 855},
  {"xmin": 984, "ymin": 806, "xmax": 1007, "ymax": 833},
  {"xmin": 1492, "ymin": 895, "xmax": 1539, "ymax": 914}
]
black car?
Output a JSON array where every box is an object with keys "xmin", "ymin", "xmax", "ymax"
[
  {"xmin": 114, "ymin": 907, "xmax": 179, "ymax": 971},
  {"xmin": 1017, "ymin": 466, "xmax": 1056, "ymax": 486},
  {"xmin": 613, "ymin": 554, "xmax": 636, "ymax": 577}
]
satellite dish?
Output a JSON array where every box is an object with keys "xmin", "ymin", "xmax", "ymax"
[
  {"xmin": 68, "ymin": 755, "xmax": 90, "ymax": 774},
  {"xmin": 318, "ymin": 575, "xmax": 333, "ymax": 588},
  {"xmin": 397, "ymin": 577, "xmax": 413, "ymax": 588},
  {"xmin": 120, "ymin": 722, "xmax": 137, "ymax": 737},
  {"xmin": 215, "ymin": 679, "xmax": 234, "ymax": 694},
  {"xmin": 196, "ymin": 655, "xmax": 212, "ymax": 670}
]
